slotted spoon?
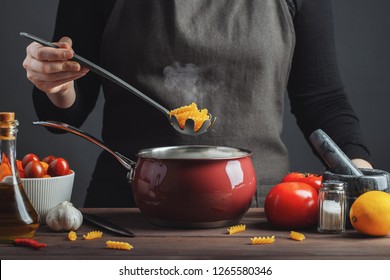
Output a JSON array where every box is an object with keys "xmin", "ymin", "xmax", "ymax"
[{"xmin": 20, "ymin": 32, "xmax": 216, "ymax": 136}]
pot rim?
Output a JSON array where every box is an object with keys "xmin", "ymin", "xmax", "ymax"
[{"xmin": 136, "ymin": 145, "xmax": 252, "ymax": 160}]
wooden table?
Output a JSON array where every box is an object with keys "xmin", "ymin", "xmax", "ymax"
[{"xmin": 1, "ymin": 208, "xmax": 390, "ymax": 260}]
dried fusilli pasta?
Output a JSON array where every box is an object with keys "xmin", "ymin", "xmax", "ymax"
[
  {"xmin": 250, "ymin": 236, "xmax": 275, "ymax": 245},
  {"xmin": 289, "ymin": 231, "xmax": 305, "ymax": 241},
  {"xmin": 83, "ymin": 230, "xmax": 103, "ymax": 240},
  {"xmin": 169, "ymin": 103, "xmax": 210, "ymax": 131},
  {"xmin": 68, "ymin": 231, "xmax": 77, "ymax": 241},
  {"xmin": 106, "ymin": 241, "xmax": 133, "ymax": 251},
  {"xmin": 227, "ymin": 224, "xmax": 246, "ymax": 235}
]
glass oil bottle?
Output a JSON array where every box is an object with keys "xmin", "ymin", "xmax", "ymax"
[{"xmin": 0, "ymin": 112, "xmax": 39, "ymax": 242}]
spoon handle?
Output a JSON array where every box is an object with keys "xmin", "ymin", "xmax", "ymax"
[
  {"xmin": 310, "ymin": 129, "xmax": 364, "ymax": 176},
  {"xmin": 20, "ymin": 32, "xmax": 170, "ymax": 115}
]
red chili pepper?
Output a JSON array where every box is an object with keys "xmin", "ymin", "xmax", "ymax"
[{"xmin": 14, "ymin": 238, "xmax": 46, "ymax": 249}]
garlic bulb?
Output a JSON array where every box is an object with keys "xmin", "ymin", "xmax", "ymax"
[{"xmin": 46, "ymin": 201, "xmax": 83, "ymax": 231}]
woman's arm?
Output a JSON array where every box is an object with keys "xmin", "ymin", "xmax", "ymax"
[
  {"xmin": 32, "ymin": 0, "xmax": 116, "ymax": 128},
  {"xmin": 288, "ymin": 0, "xmax": 372, "ymax": 166}
]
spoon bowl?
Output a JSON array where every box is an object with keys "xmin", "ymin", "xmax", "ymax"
[{"xmin": 170, "ymin": 114, "xmax": 216, "ymax": 135}]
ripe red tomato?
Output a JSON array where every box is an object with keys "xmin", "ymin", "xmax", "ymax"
[
  {"xmin": 264, "ymin": 182, "xmax": 318, "ymax": 229},
  {"xmin": 24, "ymin": 161, "xmax": 46, "ymax": 178},
  {"xmin": 22, "ymin": 153, "xmax": 40, "ymax": 169},
  {"xmin": 42, "ymin": 155, "xmax": 57, "ymax": 165},
  {"xmin": 282, "ymin": 172, "xmax": 322, "ymax": 193},
  {"xmin": 48, "ymin": 158, "xmax": 70, "ymax": 177}
]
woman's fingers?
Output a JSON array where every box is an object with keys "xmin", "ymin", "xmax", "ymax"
[
  {"xmin": 57, "ymin": 36, "xmax": 73, "ymax": 50},
  {"xmin": 24, "ymin": 55, "xmax": 82, "ymax": 74},
  {"xmin": 29, "ymin": 67, "xmax": 88, "ymax": 83},
  {"xmin": 23, "ymin": 36, "xmax": 89, "ymax": 94},
  {"xmin": 24, "ymin": 55, "xmax": 89, "ymax": 86},
  {"xmin": 26, "ymin": 41, "xmax": 73, "ymax": 61},
  {"xmin": 33, "ymin": 72, "xmax": 87, "ymax": 94}
]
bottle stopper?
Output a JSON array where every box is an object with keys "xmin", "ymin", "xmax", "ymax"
[
  {"xmin": 0, "ymin": 112, "xmax": 15, "ymax": 123},
  {"xmin": 0, "ymin": 112, "xmax": 17, "ymax": 139}
]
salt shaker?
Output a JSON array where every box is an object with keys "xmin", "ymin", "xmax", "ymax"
[{"xmin": 317, "ymin": 180, "xmax": 346, "ymax": 233}]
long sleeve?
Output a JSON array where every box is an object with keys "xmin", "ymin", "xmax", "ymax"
[
  {"xmin": 288, "ymin": 0, "xmax": 371, "ymax": 162},
  {"xmin": 32, "ymin": 0, "xmax": 116, "ymax": 128}
]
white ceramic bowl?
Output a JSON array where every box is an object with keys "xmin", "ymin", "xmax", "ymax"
[{"xmin": 22, "ymin": 171, "xmax": 75, "ymax": 223}]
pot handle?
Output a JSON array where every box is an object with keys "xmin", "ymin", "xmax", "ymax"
[{"xmin": 33, "ymin": 121, "xmax": 137, "ymax": 181}]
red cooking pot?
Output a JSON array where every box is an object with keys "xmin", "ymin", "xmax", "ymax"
[
  {"xmin": 133, "ymin": 145, "xmax": 256, "ymax": 228},
  {"xmin": 34, "ymin": 121, "xmax": 257, "ymax": 228}
]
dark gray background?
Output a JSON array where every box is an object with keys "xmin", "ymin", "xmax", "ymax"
[{"xmin": 1, "ymin": 0, "xmax": 389, "ymax": 207}]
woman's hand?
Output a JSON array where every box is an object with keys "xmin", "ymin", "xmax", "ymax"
[
  {"xmin": 352, "ymin": 158, "xmax": 373, "ymax": 169},
  {"xmin": 22, "ymin": 37, "xmax": 89, "ymax": 108}
]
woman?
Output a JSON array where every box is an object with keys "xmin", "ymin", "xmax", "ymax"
[{"xmin": 23, "ymin": 0, "xmax": 372, "ymax": 207}]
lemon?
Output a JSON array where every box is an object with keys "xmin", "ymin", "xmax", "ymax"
[{"xmin": 349, "ymin": 191, "xmax": 390, "ymax": 236}]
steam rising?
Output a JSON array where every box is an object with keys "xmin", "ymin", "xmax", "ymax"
[
  {"xmin": 164, "ymin": 62, "xmax": 199, "ymax": 95},
  {"xmin": 163, "ymin": 61, "xmax": 221, "ymax": 104}
]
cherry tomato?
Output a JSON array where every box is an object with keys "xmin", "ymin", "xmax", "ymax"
[
  {"xmin": 42, "ymin": 155, "xmax": 57, "ymax": 165},
  {"xmin": 24, "ymin": 161, "xmax": 46, "ymax": 178},
  {"xmin": 48, "ymin": 158, "xmax": 70, "ymax": 177},
  {"xmin": 264, "ymin": 182, "xmax": 318, "ymax": 229},
  {"xmin": 282, "ymin": 172, "xmax": 322, "ymax": 193},
  {"xmin": 22, "ymin": 153, "xmax": 40, "ymax": 169}
]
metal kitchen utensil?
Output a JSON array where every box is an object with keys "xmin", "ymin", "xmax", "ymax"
[
  {"xmin": 82, "ymin": 212, "xmax": 135, "ymax": 237},
  {"xmin": 33, "ymin": 121, "xmax": 136, "ymax": 180},
  {"xmin": 20, "ymin": 32, "xmax": 216, "ymax": 136},
  {"xmin": 309, "ymin": 129, "xmax": 364, "ymax": 176}
]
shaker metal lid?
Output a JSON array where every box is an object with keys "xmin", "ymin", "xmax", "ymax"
[
  {"xmin": 137, "ymin": 145, "xmax": 252, "ymax": 160},
  {"xmin": 322, "ymin": 180, "xmax": 345, "ymax": 190}
]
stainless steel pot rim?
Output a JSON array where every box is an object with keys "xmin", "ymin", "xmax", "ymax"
[{"xmin": 136, "ymin": 145, "xmax": 252, "ymax": 160}]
